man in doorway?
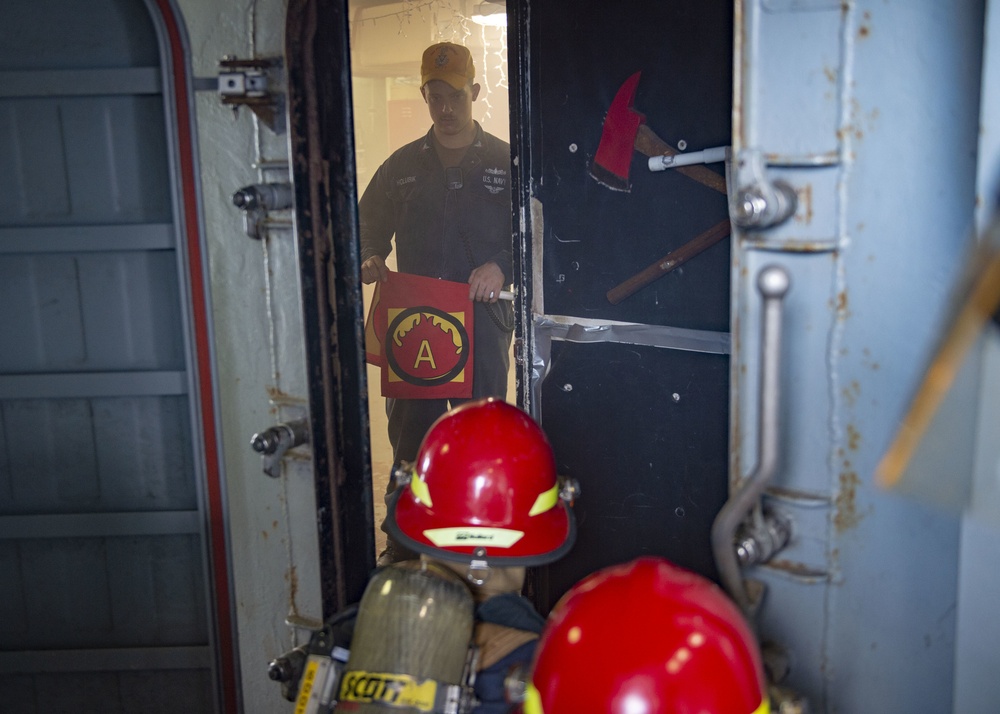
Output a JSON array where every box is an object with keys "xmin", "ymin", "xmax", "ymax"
[{"xmin": 358, "ymin": 42, "xmax": 514, "ymax": 562}]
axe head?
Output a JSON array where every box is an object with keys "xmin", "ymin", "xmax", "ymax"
[{"xmin": 591, "ymin": 71, "xmax": 646, "ymax": 192}]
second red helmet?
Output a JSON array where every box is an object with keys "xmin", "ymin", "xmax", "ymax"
[
  {"xmin": 524, "ymin": 557, "xmax": 770, "ymax": 714},
  {"xmin": 386, "ymin": 398, "xmax": 577, "ymax": 567}
]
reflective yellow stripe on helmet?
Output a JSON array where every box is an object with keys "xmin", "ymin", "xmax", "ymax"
[
  {"xmin": 410, "ymin": 473, "xmax": 433, "ymax": 507},
  {"xmin": 522, "ymin": 682, "xmax": 543, "ymax": 714},
  {"xmin": 753, "ymin": 697, "xmax": 771, "ymax": 714},
  {"xmin": 528, "ymin": 484, "xmax": 558, "ymax": 516}
]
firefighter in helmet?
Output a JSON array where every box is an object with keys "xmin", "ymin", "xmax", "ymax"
[
  {"xmin": 273, "ymin": 398, "xmax": 578, "ymax": 714},
  {"xmin": 522, "ymin": 556, "xmax": 770, "ymax": 714},
  {"xmin": 384, "ymin": 397, "xmax": 578, "ymax": 712}
]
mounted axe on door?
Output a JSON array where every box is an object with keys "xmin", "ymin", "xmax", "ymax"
[
  {"xmin": 590, "ymin": 71, "xmax": 731, "ymax": 303},
  {"xmin": 590, "ymin": 71, "xmax": 728, "ymax": 195},
  {"xmin": 511, "ymin": 0, "xmax": 735, "ymax": 622}
]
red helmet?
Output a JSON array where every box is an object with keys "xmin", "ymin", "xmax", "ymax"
[
  {"xmin": 524, "ymin": 557, "xmax": 769, "ymax": 714},
  {"xmin": 386, "ymin": 398, "xmax": 576, "ymax": 567}
]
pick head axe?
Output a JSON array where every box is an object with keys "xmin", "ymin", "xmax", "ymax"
[{"xmin": 590, "ymin": 71, "xmax": 727, "ymax": 195}]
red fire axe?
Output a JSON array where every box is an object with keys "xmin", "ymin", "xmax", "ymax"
[
  {"xmin": 592, "ymin": 71, "xmax": 730, "ymax": 303},
  {"xmin": 590, "ymin": 71, "xmax": 727, "ymax": 195}
]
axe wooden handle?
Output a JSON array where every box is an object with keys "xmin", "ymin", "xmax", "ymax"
[
  {"xmin": 606, "ymin": 219, "xmax": 731, "ymax": 305},
  {"xmin": 634, "ymin": 125, "xmax": 728, "ymax": 195}
]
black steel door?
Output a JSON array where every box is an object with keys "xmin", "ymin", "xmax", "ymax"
[{"xmin": 508, "ymin": 0, "xmax": 734, "ymax": 610}]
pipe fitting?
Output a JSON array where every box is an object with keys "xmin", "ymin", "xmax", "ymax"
[
  {"xmin": 251, "ymin": 418, "xmax": 310, "ymax": 477},
  {"xmin": 736, "ymin": 509, "xmax": 792, "ymax": 567}
]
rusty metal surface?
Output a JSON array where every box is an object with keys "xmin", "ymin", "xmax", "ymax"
[
  {"xmin": 285, "ymin": 0, "xmax": 375, "ymax": 616},
  {"xmin": 733, "ymin": 0, "xmax": 983, "ymax": 710}
]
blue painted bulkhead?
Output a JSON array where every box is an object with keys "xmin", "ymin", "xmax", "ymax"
[{"xmin": 732, "ymin": 1, "xmax": 996, "ymax": 711}]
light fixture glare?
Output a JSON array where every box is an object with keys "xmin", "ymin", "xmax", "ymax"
[{"xmin": 471, "ymin": 2, "xmax": 506, "ymax": 27}]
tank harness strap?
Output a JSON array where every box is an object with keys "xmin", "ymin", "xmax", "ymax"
[{"xmin": 474, "ymin": 622, "xmax": 539, "ymax": 671}]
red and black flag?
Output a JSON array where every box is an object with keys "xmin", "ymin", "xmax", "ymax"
[{"xmin": 365, "ymin": 271, "xmax": 474, "ymax": 399}]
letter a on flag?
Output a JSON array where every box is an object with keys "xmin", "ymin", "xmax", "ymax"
[{"xmin": 364, "ymin": 271, "xmax": 474, "ymax": 399}]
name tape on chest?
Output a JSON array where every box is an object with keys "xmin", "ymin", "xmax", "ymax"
[{"xmin": 394, "ymin": 166, "xmax": 508, "ymax": 194}]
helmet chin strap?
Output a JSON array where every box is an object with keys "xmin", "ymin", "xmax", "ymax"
[
  {"xmin": 466, "ymin": 551, "xmax": 491, "ymax": 586},
  {"xmin": 431, "ymin": 553, "xmax": 530, "ymax": 600}
]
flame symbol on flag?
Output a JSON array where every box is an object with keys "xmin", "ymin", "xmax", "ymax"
[{"xmin": 391, "ymin": 312, "xmax": 464, "ymax": 355}]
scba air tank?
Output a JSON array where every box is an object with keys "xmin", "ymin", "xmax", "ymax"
[{"xmin": 337, "ymin": 560, "xmax": 476, "ymax": 713}]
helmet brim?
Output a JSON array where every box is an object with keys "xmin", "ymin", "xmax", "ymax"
[{"xmin": 385, "ymin": 486, "xmax": 577, "ymax": 568}]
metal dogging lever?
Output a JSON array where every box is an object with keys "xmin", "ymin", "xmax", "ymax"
[{"xmin": 711, "ymin": 264, "xmax": 791, "ymax": 618}]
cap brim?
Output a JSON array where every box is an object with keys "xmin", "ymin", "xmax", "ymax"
[{"xmin": 421, "ymin": 73, "xmax": 471, "ymax": 90}]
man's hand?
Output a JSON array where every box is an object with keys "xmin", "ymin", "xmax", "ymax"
[
  {"xmin": 361, "ymin": 255, "xmax": 389, "ymax": 284},
  {"xmin": 468, "ymin": 261, "xmax": 505, "ymax": 303}
]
